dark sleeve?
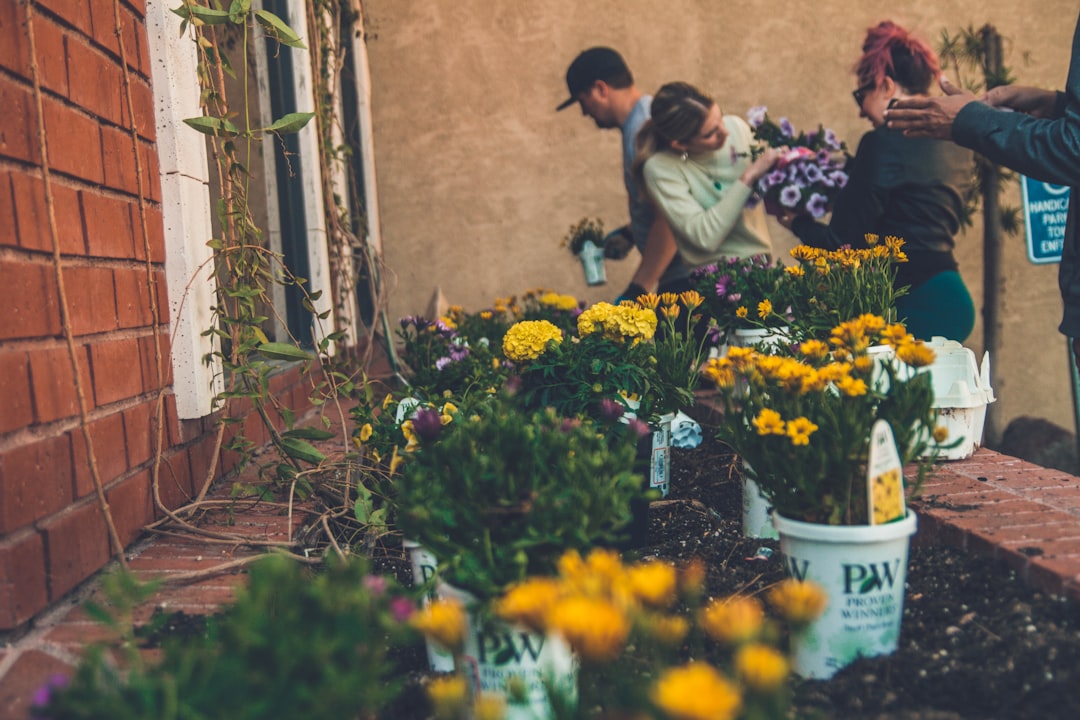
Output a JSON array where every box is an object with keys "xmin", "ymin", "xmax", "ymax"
[
  {"xmin": 792, "ymin": 131, "xmax": 887, "ymax": 250},
  {"xmin": 952, "ymin": 15, "xmax": 1080, "ymax": 185}
]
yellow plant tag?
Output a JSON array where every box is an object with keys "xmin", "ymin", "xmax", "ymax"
[{"xmin": 867, "ymin": 419, "xmax": 905, "ymax": 525}]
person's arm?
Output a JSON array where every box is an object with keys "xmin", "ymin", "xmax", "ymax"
[
  {"xmin": 884, "ymin": 76, "xmax": 978, "ymax": 140},
  {"xmin": 982, "ymin": 85, "xmax": 1060, "ymax": 118},
  {"xmin": 644, "ymin": 149, "xmax": 782, "ymax": 264},
  {"xmin": 629, "ymin": 214, "xmax": 679, "ymax": 292}
]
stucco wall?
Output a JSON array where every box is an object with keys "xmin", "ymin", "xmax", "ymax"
[{"xmin": 361, "ymin": 0, "xmax": 1079, "ymax": 438}]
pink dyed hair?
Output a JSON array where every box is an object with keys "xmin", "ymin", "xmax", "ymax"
[{"xmin": 854, "ymin": 21, "xmax": 940, "ymax": 93}]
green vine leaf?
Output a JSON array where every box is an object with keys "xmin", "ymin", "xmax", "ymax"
[
  {"xmin": 264, "ymin": 112, "xmax": 316, "ymax": 135},
  {"xmin": 257, "ymin": 342, "xmax": 313, "ymax": 362},
  {"xmin": 171, "ymin": 5, "xmax": 231, "ymax": 25},
  {"xmin": 183, "ymin": 116, "xmax": 240, "ymax": 137},
  {"xmin": 282, "ymin": 427, "xmax": 336, "ymax": 441},
  {"xmin": 280, "ymin": 437, "xmax": 326, "ymax": 465},
  {"xmin": 255, "ymin": 9, "xmax": 306, "ymax": 49}
]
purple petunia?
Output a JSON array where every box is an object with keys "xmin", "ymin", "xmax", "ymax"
[
  {"xmin": 823, "ymin": 129, "xmax": 841, "ymax": 151},
  {"xmin": 829, "ymin": 171, "xmax": 849, "ymax": 188},
  {"xmin": 779, "ymin": 117, "xmax": 795, "ymax": 138},
  {"xmin": 747, "ymin": 105, "xmax": 768, "ymax": 128},
  {"xmin": 803, "ymin": 163, "xmax": 824, "ymax": 183},
  {"xmin": 780, "ymin": 185, "xmax": 802, "ymax": 208},
  {"xmin": 806, "ymin": 192, "xmax": 830, "ymax": 219},
  {"xmin": 412, "ymin": 407, "xmax": 444, "ymax": 442},
  {"xmin": 766, "ymin": 169, "xmax": 787, "ymax": 186},
  {"xmin": 435, "ymin": 356, "xmax": 453, "ymax": 371}
]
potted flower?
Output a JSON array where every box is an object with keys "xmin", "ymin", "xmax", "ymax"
[
  {"xmin": 562, "ymin": 217, "xmax": 607, "ymax": 286},
  {"xmin": 396, "ymin": 314, "xmax": 509, "ymax": 398},
  {"xmin": 691, "ymin": 254, "xmax": 797, "ymax": 348},
  {"xmin": 702, "ymin": 314, "xmax": 942, "ymax": 678},
  {"xmin": 745, "ymin": 106, "xmax": 850, "ymax": 220}
]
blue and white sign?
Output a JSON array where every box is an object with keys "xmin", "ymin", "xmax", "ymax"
[{"xmin": 1021, "ymin": 176, "xmax": 1070, "ymax": 264}]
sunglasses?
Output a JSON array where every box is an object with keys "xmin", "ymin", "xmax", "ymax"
[{"xmin": 852, "ymin": 83, "xmax": 875, "ymax": 108}]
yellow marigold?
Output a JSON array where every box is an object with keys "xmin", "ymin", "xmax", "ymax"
[
  {"xmin": 650, "ymin": 662, "xmax": 743, "ymax": 720},
  {"xmin": 896, "ymin": 340, "xmax": 936, "ymax": 368},
  {"xmin": 736, "ymin": 306, "xmax": 749, "ymax": 319},
  {"xmin": 427, "ymin": 675, "xmax": 468, "ymax": 720},
  {"xmin": 933, "ymin": 425, "xmax": 949, "ymax": 442},
  {"xmin": 786, "ymin": 416, "xmax": 818, "ymax": 446},
  {"xmin": 502, "ymin": 320, "xmax": 563, "ymax": 362},
  {"xmin": 495, "ymin": 578, "xmax": 564, "ymax": 633},
  {"xmin": 576, "ymin": 302, "xmax": 614, "ymax": 337},
  {"xmin": 767, "ymin": 579, "xmax": 828, "ymax": 626},
  {"xmin": 610, "ymin": 304, "xmax": 657, "ymax": 341},
  {"xmin": 410, "ymin": 598, "xmax": 468, "ymax": 653},
  {"xmin": 700, "ymin": 596, "xmax": 764, "ymax": 645},
  {"xmin": 735, "ymin": 643, "xmax": 789, "ymax": 693},
  {"xmin": 626, "ymin": 559, "xmax": 678, "ymax": 609},
  {"xmin": 784, "ymin": 264, "xmax": 805, "ymax": 277},
  {"xmin": 752, "ymin": 408, "xmax": 785, "ymax": 436},
  {"xmin": 639, "ymin": 611, "xmax": 690, "ymax": 648},
  {"xmin": 680, "ymin": 290, "xmax": 704, "ymax": 310},
  {"xmin": 547, "ymin": 596, "xmax": 630, "ymax": 662},
  {"xmin": 757, "ymin": 299, "xmax": 773, "ymax": 318},
  {"xmin": 539, "ymin": 291, "xmax": 579, "ymax": 311},
  {"xmin": 358, "ymin": 423, "xmax": 373, "ymax": 442}
]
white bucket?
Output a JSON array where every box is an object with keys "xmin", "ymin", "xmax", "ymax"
[
  {"xmin": 742, "ymin": 473, "xmax": 778, "ymax": 540},
  {"xmin": 772, "ymin": 512, "xmax": 917, "ymax": 680},
  {"xmin": 438, "ymin": 583, "xmax": 578, "ymax": 719},
  {"xmin": 579, "ymin": 239, "xmax": 607, "ymax": 286},
  {"xmin": 726, "ymin": 325, "xmax": 790, "ymax": 352},
  {"xmin": 402, "ymin": 539, "xmax": 455, "ymax": 673}
]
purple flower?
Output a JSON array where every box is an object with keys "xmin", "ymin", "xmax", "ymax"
[
  {"xmin": 448, "ymin": 345, "xmax": 470, "ymax": 362},
  {"xmin": 806, "ymin": 192, "xmax": 829, "ymax": 219},
  {"xmin": 598, "ymin": 398, "xmax": 625, "ymax": 422},
  {"xmin": 747, "ymin": 105, "xmax": 768, "ymax": 128},
  {"xmin": 780, "ymin": 185, "xmax": 802, "ymax": 208},
  {"xmin": 390, "ymin": 596, "xmax": 416, "ymax": 622},
  {"xmin": 766, "ymin": 169, "xmax": 787, "ymax": 186},
  {"xmin": 30, "ymin": 674, "xmax": 68, "ymax": 714},
  {"xmin": 412, "ymin": 407, "xmax": 444, "ymax": 442},
  {"xmin": 714, "ymin": 277, "xmax": 730, "ymax": 297},
  {"xmin": 627, "ymin": 418, "xmax": 652, "ymax": 439},
  {"xmin": 727, "ymin": 292, "xmax": 742, "ymax": 303},
  {"xmin": 363, "ymin": 575, "xmax": 389, "ymax": 596},
  {"xmin": 779, "ymin": 117, "xmax": 795, "ymax": 138},
  {"xmin": 823, "ymin": 129, "xmax": 841, "ymax": 150},
  {"xmin": 560, "ymin": 417, "xmax": 582, "ymax": 433},
  {"xmin": 817, "ymin": 149, "xmax": 832, "ymax": 164},
  {"xmin": 803, "ymin": 163, "xmax": 824, "ymax": 183},
  {"xmin": 435, "ymin": 356, "xmax": 453, "ymax": 371},
  {"xmin": 829, "ymin": 171, "xmax": 849, "ymax": 188}
]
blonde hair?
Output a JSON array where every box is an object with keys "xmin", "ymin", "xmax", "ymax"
[{"xmin": 633, "ymin": 82, "xmax": 716, "ymax": 185}]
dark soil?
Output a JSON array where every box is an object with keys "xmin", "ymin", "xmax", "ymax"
[{"xmin": 383, "ymin": 411, "xmax": 1080, "ymax": 720}]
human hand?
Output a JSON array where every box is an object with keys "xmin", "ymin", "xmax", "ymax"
[
  {"xmin": 982, "ymin": 84, "xmax": 1058, "ymax": 119},
  {"xmin": 884, "ymin": 76, "xmax": 976, "ymax": 139},
  {"xmin": 741, "ymin": 146, "xmax": 787, "ymax": 186}
]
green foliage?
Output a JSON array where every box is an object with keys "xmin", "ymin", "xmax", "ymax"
[
  {"xmin": 34, "ymin": 555, "xmax": 419, "ymax": 720},
  {"xmin": 562, "ymin": 217, "xmax": 606, "ymax": 256},
  {"xmin": 396, "ymin": 315, "xmax": 510, "ymax": 399},
  {"xmin": 691, "ymin": 255, "xmax": 797, "ymax": 335},
  {"xmin": 392, "ymin": 393, "xmax": 645, "ymax": 599}
]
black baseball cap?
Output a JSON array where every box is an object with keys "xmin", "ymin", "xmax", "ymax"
[{"xmin": 556, "ymin": 47, "xmax": 632, "ymax": 111}]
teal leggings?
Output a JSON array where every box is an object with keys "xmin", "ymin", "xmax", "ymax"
[{"xmin": 895, "ymin": 271, "xmax": 975, "ymax": 343}]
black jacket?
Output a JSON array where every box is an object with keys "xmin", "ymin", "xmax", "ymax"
[
  {"xmin": 792, "ymin": 126, "xmax": 973, "ymax": 290},
  {"xmin": 953, "ymin": 13, "xmax": 1080, "ymax": 337}
]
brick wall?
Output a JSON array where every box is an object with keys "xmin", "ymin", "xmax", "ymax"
[{"xmin": 0, "ymin": 1, "xmax": 317, "ymax": 630}]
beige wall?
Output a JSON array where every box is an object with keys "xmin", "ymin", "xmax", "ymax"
[{"xmin": 361, "ymin": 0, "xmax": 1079, "ymax": 439}]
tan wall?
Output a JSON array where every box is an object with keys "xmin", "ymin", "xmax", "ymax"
[{"xmin": 361, "ymin": 0, "xmax": 1079, "ymax": 438}]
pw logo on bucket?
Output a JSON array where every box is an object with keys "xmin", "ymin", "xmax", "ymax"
[
  {"xmin": 477, "ymin": 629, "xmax": 546, "ymax": 665},
  {"xmin": 844, "ymin": 559, "xmax": 903, "ymax": 594}
]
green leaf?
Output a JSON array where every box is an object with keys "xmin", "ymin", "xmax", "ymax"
[
  {"xmin": 264, "ymin": 112, "xmax": 315, "ymax": 135},
  {"xmin": 255, "ymin": 9, "xmax": 306, "ymax": 48},
  {"xmin": 257, "ymin": 342, "xmax": 313, "ymax": 362},
  {"xmin": 172, "ymin": 5, "xmax": 231, "ymax": 25},
  {"xmin": 183, "ymin": 116, "xmax": 240, "ymax": 137},
  {"xmin": 282, "ymin": 427, "xmax": 336, "ymax": 441},
  {"xmin": 280, "ymin": 437, "xmax": 326, "ymax": 465}
]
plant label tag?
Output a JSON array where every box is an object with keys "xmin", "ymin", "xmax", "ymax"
[{"xmin": 866, "ymin": 419, "xmax": 905, "ymax": 525}]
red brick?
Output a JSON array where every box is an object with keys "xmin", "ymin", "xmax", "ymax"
[
  {"xmin": 100, "ymin": 124, "xmax": 139, "ymax": 195},
  {"xmin": 0, "ymin": 0, "xmax": 30, "ymax": 79},
  {"xmin": 156, "ymin": 448, "xmax": 193, "ymax": 511},
  {"xmin": 1025, "ymin": 555, "xmax": 1080, "ymax": 596},
  {"xmin": 62, "ymin": 265, "xmax": 118, "ymax": 336},
  {"xmin": 38, "ymin": 0, "xmax": 93, "ymax": 37},
  {"xmin": 42, "ymin": 96, "xmax": 104, "ymax": 184},
  {"xmin": 162, "ymin": 393, "xmax": 181, "ymax": 447},
  {"xmin": 133, "ymin": 202, "xmax": 165, "ymax": 262},
  {"xmin": 113, "ymin": 266, "xmax": 153, "ymax": 328},
  {"xmin": 0, "ymin": 530, "xmax": 48, "ymax": 628},
  {"xmin": 122, "ymin": 77, "xmax": 155, "ymax": 141},
  {"xmin": 0, "ymin": 75, "xmax": 39, "ymax": 165},
  {"xmin": 87, "ymin": 0, "xmax": 121, "ymax": 57},
  {"xmin": 105, "ymin": 470, "xmax": 152, "ymax": 546},
  {"xmin": 41, "ymin": 500, "xmax": 112, "ymax": 598},
  {"xmin": 122, "ymin": 399, "xmax": 156, "ymax": 469},
  {"xmin": 89, "ymin": 337, "xmax": 144, "ymax": 405},
  {"xmin": 154, "ymin": 269, "xmax": 169, "ymax": 324},
  {"xmin": 0, "ymin": 349, "xmax": 33, "ymax": 434},
  {"xmin": 188, "ymin": 434, "xmax": 222, "ymax": 496},
  {"xmin": 0, "ymin": 649, "xmax": 75, "ymax": 717},
  {"xmin": 28, "ymin": 344, "xmax": 90, "ymax": 423},
  {"xmin": 993, "ymin": 466, "xmax": 1078, "ymax": 490},
  {"xmin": 0, "ymin": 172, "xmax": 13, "ymax": 248},
  {"xmin": 0, "ymin": 260, "xmax": 61, "ymax": 340},
  {"xmin": 80, "ymin": 190, "xmax": 134, "ymax": 259},
  {"xmin": 0, "ymin": 434, "xmax": 74, "ymax": 532},
  {"xmin": 10, "ymin": 172, "xmax": 85, "ymax": 254},
  {"xmin": 138, "ymin": 333, "xmax": 170, "ymax": 393},
  {"xmin": 71, "ymin": 411, "xmax": 128, "ymax": 498},
  {"xmin": 34, "ymin": 15, "xmax": 70, "ymax": 95},
  {"xmin": 66, "ymin": 34, "xmax": 123, "ymax": 125}
]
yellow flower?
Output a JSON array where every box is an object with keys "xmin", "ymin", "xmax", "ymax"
[
  {"xmin": 650, "ymin": 662, "xmax": 742, "ymax": 720},
  {"xmin": 864, "ymin": 232, "xmax": 880, "ymax": 246},
  {"xmin": 388, "ymin": 446, "xmax": 404, "ymax": 475},
  {"xmin": 735, "ymin": 643, "xmax": 789, "ymax": 693},
  {"xmin": 637, "ymin": 292, "xmax": 661, "ymax": 309},
  {"xmin": 502, "ymin": 320, "xmax": 563, "ymax": 361},
  {"xmin": 401, "ymin": 420, "xmax": 419, "ymax": 450},
  {"xmin": 798, "ymin": 339, "xmax": 828, "ymax": 360},
  {"xmin": 678, "ymin": 558, "xmax": 707, "ymax": 601},
  {"xmin": 785, "ymin": 416, "xmax": 818, "ymax": 446},
  {"xmin": 896, "ymin": 340, "xmax": 936, "ymax": 368},
  {"xmin": 767, "ymin": 579, "xmax": 828, "ymax": 626},
  {"xmin": 835, "ymin": 375, "xmax": 868, "ymax": 397},
  {"xmin": 358, "ymin": 423, "xmax": 373, "ymax": 442},
  {"xmin": 382, "ymin": 393, "xmax": 395, "ymax": 410},
  {"xmin": 661, "ymin": 303, "xmax": 681, "ymax": 320},
  {"xmin": 439, "ymin": 315, "xmax": 458, "ymax": 330},
  {"xmin": 659, "ymin": 292, "xmax": 680, "ymax": 306},
  {"xmin": 639, "ymin": 612, "xmax": 690, "ymax": 648},
  {"xmin": 702, "ymin": 357, "xmax": 735, "ymax": 389},
  {"xmin": 547, "ymin": 596, "xmax": 630, "ymax": 662},
  {"xmin": 495, "ymin": 578, "xmax": 564, "ymax": 633},
  {"xmin": 751, "ymin": 408, "xmax": 785, "ymax": 436},
  {"xmin": 933, "ymin": 425, "xmax": 949, "ymax": 442},
  {"xmin": 539, "ymin": 291, "xmax": 580, "ymax": 311},
  {"xmin": 784, "ymin": 264, "xmax": 805, "ymax": 277},
  {"xmin": 736, "ymin": 306, "xmax": 749, "ymax": 319},
  {"xmin": 679, "ymin": 289, "xmax": 704, "ymax": 310},
  {"xmin": 626, "ymin": 559, "xmax": 678, "ymax": 609},
  {"xmin": 473, "ymin": 695, "xmax": 506, "ymax": 720},
  {"xmin": 410, "ymin": 598, "xmax": 468, "ymax": 653},
  {"xmin": 479, "ymin": 310, "xmax": 493, "ymax": 320},
  {"xmin": 427, "ymin": 675, "xmax": 468, "ymax": 720},
  {"xmin": 757, "ymin": 299, "xmax": 772, "ymax": 318},
  {"xmin": 700, "ymin": 596, "xmax": 764, "ymax": 645},
  {"xmin": 881, "ymin": 323, "xmax": 913, "ymax": 347}
]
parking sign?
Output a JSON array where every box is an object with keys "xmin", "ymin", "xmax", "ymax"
[{"xmin": 1021, "ymin": 176, "xmax": 1070, "ymax": 264}]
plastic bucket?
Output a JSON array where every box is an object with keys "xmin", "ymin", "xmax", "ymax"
[
  {"xmin": 438, "ymin": 583, "xmax": 578, "ymax": 719},
  {"xmin": 772, "ymin": 512, "xmax": 917, "ymax": 679},
  {"xmin": 402, "ymin": 539, "xmax": 455, "ymax": 673},
  {"xmin": 742, "ymin": 473, "xmax": 778, "ymax": 540},
  {"xmin": 579, "ymin": 240, "xmax": 606, "ymax": 286}
]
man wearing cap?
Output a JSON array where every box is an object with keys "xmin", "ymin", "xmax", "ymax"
[{"xmin": 557, "ymin": 47, "xmax": 691, "ymax": 301}]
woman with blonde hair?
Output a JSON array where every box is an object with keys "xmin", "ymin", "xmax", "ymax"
[{"xmin": 634, "ymin": 81, "xmax": 785, "ymax": 267}]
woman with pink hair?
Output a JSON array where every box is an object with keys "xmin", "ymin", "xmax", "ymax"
[{"xmin": 781, "ymin": 21, "xmax": 976, "ymax": 342}]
